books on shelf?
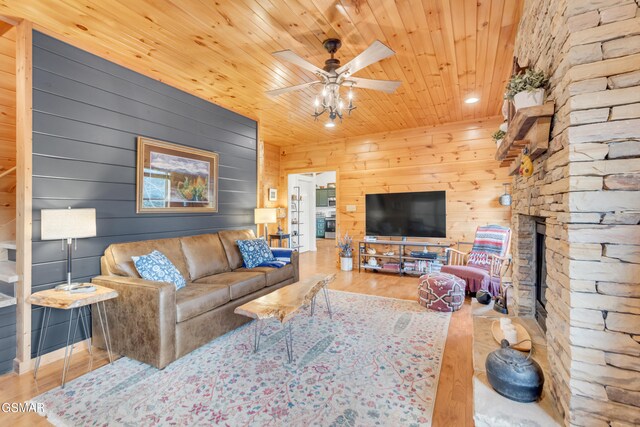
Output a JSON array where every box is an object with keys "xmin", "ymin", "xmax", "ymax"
[
  {"xmin": 402, "ymin": 260, "xmax": 443, "ymax": 274},
  {"xmin": 382, "ymin": 262, "xmax": 400, "ymax": 271}
]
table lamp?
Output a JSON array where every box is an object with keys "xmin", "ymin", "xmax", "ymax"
[
  {"xmin": 254, "ymin": 208, "xmax": 277, "ymax": 238},
  {"xmin": 41, "ymin": 207, "xmax": 97, "ymax": 291}
]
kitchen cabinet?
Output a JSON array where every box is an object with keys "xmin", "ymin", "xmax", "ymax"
[{"xmin": 316, "ymin": 188, "xmax": 336, "ymax": 207}]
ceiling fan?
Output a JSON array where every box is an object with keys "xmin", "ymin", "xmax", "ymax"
[{"xmin": 266, "ymin": 38, "xmax": 402, "ymax": 127}]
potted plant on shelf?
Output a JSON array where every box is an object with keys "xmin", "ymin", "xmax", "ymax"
[
  {"xmin": 492, "ymin": 129, "xmax": 506, "ymax": 148},
  {"xmin": 337, "ymin": 231, "xmax": 353, "ymax": 272},
  {"xmin": 505, "ymin": 69, "xmax": 549, "ymax": 111}
]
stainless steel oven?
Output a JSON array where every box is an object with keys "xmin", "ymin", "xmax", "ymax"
[{"xmin": 325, "ymin": 217, "xmax": 336, "ymax": 238}]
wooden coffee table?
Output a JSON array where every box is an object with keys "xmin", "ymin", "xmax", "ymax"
[{"xmin": 234, "ymin": 273, "xmax": 335, "ymax": 362}]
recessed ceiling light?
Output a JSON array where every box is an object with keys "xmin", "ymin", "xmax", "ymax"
[
  {"xmin": 325, "ymin": 121, "xmax": 336, "ymax": 128},
  {"xmin": 465, "ymin": 97, "xmax": 480, "ymax": 104}
]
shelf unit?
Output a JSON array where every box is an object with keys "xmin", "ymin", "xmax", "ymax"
[
  {"xmin": 495, "ymin": 102, "xmax": 554, "ymax": 175},
  {"xmin": 358, "ymin": 240, "xmax": 450, "ymax": 277},
  {"xmin": 290, "ymin": 186, "xmax": 303, "ymax": 249}
]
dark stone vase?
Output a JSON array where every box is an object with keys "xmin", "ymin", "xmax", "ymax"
[{"xmin": 485, "ymin": 339, "xmax": 544, "ymax": 403}]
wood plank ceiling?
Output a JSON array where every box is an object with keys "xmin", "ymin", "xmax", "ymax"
[{"xmin": 0, "ymin": 0, "xmax": 523, "ymax": 146}]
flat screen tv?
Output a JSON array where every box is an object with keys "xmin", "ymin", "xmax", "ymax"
[{"xmin": 365, "ymin": 191, "xmax": 446, "ymax": 238}]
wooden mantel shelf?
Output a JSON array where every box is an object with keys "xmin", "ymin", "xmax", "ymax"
[{"xmin": 495, "ymin": 102, "xmax": 555, "ymax": 171}]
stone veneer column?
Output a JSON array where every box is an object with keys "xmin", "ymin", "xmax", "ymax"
[{"xmin": 512, "ymin": 0, "xmax": 640, "ymax": 425}]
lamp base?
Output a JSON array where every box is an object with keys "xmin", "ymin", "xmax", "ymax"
[{"xmin": 55, "ymin": 282, "xmax": 83, "ymax": 291}]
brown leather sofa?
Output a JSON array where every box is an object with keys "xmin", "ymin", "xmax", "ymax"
[{"xmin": 91, "ymin": 229, "xmax": 299, "ymax": 369}]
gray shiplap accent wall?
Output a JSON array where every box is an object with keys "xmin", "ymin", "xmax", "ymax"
[{"xmin": 0, "ymin": 31, "xmax": 257, "ymax": 371}]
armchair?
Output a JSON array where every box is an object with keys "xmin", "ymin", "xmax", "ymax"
[{"xmin": 441, "ymin": 225, "xmax": 511, "ymax": 296}]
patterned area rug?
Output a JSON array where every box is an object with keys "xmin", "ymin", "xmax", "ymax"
[{"xmin": 32, "ymin": 290, "xmax": 451, "ymax": 426}]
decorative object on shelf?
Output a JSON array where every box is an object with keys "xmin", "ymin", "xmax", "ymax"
[
  {"xmin": 327, "ymin": 182, "xmax": 336, "ymax": 188},
  {"xmin": 268, "ymin": 188, "xmax": 277, "ymax": 201},
  {"xmin": 499, "ymin": 183, "xmax": 512, "ymax": 206},
  {"xmin": 254, "ymin": 208, "xmax": 277, "ymax": 238},
  {"xmin": 41, "ymin": 207, "xmax": 97, "ymax": 291},
  {"xmin": 494, "ymin": 102, "xmax": 554, "ymax": 176},
  {"xmin": 364, "ymin": 236, "xmax": 377, "ymax": 242},
  {"xmin": 476, "ymin": 289, "xmax": 492, "ymax": 304},
  {"xmin": 137, "ymin": 137, "xmax": 218, "ymax": 213},
  {"xmin": 492, "ymin": 129, "xmax": 506, "ymax": 148},
  {"xmin": 505, "ymin": 69, "xmax": 549, "ymax": 111},
  {"xmin": 519, "ymin": 150, "xmax": 534, "ymax": 177},
  {"xmin": 276, "ymin": 207, "xmax": 287, "ymax": 234},
  {"xmin": 337, "ymin": 231, "xmax": 354, "ymax": 271},
  {"xmin": 366, "ymin": 247, "xmax": 377, "ymax": 255},
  {"xmin": 485, "ymin": 339, "xmax": 544, "ymax": 403},
  {"xmin": 367, "ymin": 257, "xmax": 378, "ymax": 267},
  {"xmin": 383, "ymin": 251, "xmax": 394, "ymax": 256},
  {"xmin": 266, "ymin": 38, "xmax": 401, "ymax": 128}
]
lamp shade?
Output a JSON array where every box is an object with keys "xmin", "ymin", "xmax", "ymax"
[
  {"xmin": 41, "ymin": 208, "xmax": 97, "ymax": 240},
  {"xmin": 254, "ymin": 208, "xmax": 277, "ymax": 224}
]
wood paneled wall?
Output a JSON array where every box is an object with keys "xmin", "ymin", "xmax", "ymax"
[
  {"xmin": 278, "ymin": 117, "xmax": 511, "ymax": 244},
  {"xmin": 0, "ymin": 26, "xmax": 16, "ymax": 241},
  {"xmin": 257, "ymin": 141, "xmax": 282, "ymax": 236}
]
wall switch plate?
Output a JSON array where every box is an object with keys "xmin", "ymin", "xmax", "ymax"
[{"xmin": 346, "ymin": 205, "xmax": 356, "ymax": 212}]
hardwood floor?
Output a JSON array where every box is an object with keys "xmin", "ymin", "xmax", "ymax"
[{"xmin": 0, "ymin": 239, "xmax": 473, "ymax": 427}]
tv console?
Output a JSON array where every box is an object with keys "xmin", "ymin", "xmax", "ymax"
[{"xmin": 357, "ymin": 240, "xmax": 450, "ymax": 276}]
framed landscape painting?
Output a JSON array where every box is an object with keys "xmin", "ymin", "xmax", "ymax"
[{"xmin": 136, "ymin": 137, "xmax": 219, "ymax": 213}]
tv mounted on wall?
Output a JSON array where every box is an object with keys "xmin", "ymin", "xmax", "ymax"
[{"xmin": 365, "ymin": 191, "xmax": 446, "ymax": 238}]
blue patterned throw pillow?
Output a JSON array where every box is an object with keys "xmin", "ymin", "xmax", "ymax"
[
  {"xmin": 132, "ymin": 250, "xmax": 186, "ymax": 290},
  {"xmin": 236, "ymin": 238, "xmax": 275, "ymax": 269}
]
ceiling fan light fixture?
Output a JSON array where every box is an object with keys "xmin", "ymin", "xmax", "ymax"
[
  {"xmin": 268, "ymin": 39, "xmax": 400, "ymax": 127},
  {"xmin": 325, "ymin": 121, "xmax": 336, "ymax": 128},
  {"xmin": 464, "ymin": 96, "xmax": 480, "ymax": 104}
]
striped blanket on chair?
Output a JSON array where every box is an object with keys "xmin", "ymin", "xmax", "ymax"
[{"xmin": 467, "ymin": 225, "xmax": 511, "ymax": 272}]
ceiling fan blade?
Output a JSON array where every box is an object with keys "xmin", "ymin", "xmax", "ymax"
[
  {"xmin": 273, "ymin": 50, "xmax": 328, "ymax": 76},
  {"xmin": 346, "ymin": 77, "xmax": 401, "ymax": 94},
  {"xmin": 265, "ymin": 81, "xmax": 321, "ymax": 97},
  {"xmin": 336, "ymin": 40, "xmax": 395, "ymax": 75}
]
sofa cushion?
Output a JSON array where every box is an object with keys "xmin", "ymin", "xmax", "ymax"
[
  {"xmin": 235, "ymin": 263, "xmax": 294, "ymax": 287},
  {"xmin": 175, "ymin": 283, "xmax": 230, "ymax": 323},
  {"xmin": 236, "ymin": 238, "xmax": 275, "ymax": 268},
  {"xmin": 132, "ymin": 250, "xmax": 187, "ymax": 290},
  {"xmin": 218, "ymin": 229, "xmax": 256, "ymax": 270},
  {"xmin": 105, "ymin": 238, "xmax": 190, "ymax": 280},
  {"xmin": 194, "ymin": 271, "xmax": 266, "ymax": 300},
  {"xmin": 180, "ymin": 234, "xmax": 231, "ymax": 280}
]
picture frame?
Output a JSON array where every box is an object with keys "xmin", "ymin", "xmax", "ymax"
[
  {"xmin": 136, "ymin": 137, "xmax": 219, "ymax": 213},
  {"xmin": 268, "ymin": 188, "xmax": 277, "ymax": 201}
]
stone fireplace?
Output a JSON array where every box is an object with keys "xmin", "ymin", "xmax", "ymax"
[{"xmin": 510, "ymin": 0, "xmax": 640, "ymax": 425}]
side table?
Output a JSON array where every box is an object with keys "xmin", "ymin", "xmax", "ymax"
[
  {"xmin": 28, "ymin": 284, "xmax": 118, "ymax": 388},
  {"xmin": 269, "ymin": 233, "xmax": 290, "ymax": 248}
]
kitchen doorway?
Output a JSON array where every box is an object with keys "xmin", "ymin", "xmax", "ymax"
[{"xmin": 287, "ymin": 171, "xmax": 337, "ymax": 253}]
